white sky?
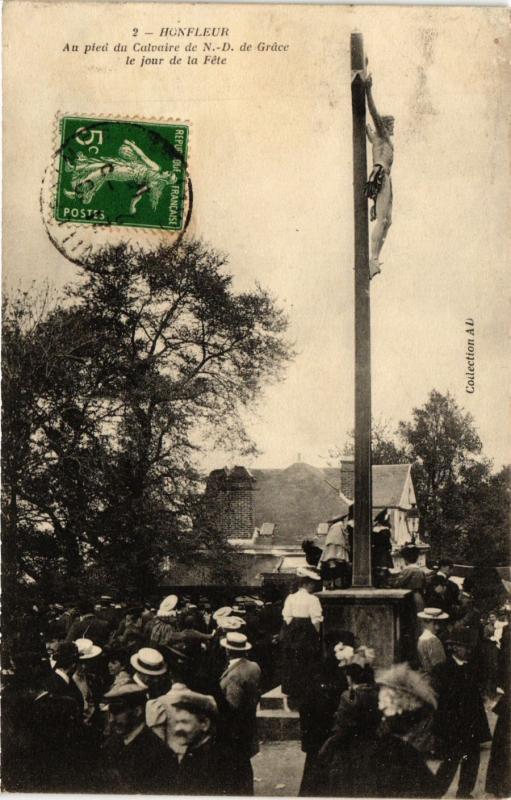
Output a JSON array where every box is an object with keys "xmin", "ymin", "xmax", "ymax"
[{"xmin": 3, "ymin": 3, "xmax": 510, "ymax": 472}]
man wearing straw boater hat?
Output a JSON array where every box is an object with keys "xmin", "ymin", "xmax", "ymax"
[
  {"xmin": 130, "ymin": 647, "xmax": 170, "ymax": 698},
  {"xmin": 416, "ymin": 607, "xmax": 449, "ymax": 673},
  {"xmin": 206, "ymin": 609, "xmax": 245, "ymax": 688},
  {"xmin": 218, "ymin": 632, "xmax": 261, "ymax": 794},
  {"xmin": 73, "ymin": 637, "xmax": 104, "ymax": 725}
]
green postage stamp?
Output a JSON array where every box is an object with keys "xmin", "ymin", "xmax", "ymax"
[{"xmin": 55, "ymin": 116, "xmax": 189, "ymax": 230}]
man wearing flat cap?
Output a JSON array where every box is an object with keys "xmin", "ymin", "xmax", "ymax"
[
  {"xmin": 432, "ymin": 627, "xmax": 491, "ymax": 798},
  {"xmin": 100, "ymin": 682, "xmax": 173, "ymax": 793},
  {"xmin": 163, "ymin": 690, "xmax": 244, "ymax": 795}
]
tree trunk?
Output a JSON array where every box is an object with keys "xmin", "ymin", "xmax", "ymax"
[{"xmin": 2, "ymin": 482, "xmax": 19, "ymax": 640}]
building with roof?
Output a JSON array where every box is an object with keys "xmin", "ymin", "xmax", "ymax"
[{"xmin": 206, "ymin": 459, "xmax": 427, "ymax": 585}]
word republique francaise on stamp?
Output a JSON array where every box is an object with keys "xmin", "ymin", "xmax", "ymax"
[{"xmin": 55, "ymin": 117, "xmax": 189, "ymax": 231}]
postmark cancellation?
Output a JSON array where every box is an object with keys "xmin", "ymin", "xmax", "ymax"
[{"xmin": 41, "ymin": 114, "xmax": 192, "ymax": 264}]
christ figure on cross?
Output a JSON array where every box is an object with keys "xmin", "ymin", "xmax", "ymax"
[{"xmin": 364, "ymin": 74, "xmax": 394, "ymax": 279}]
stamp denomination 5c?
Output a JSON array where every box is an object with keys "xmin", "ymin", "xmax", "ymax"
[{"xmin": 55, "ymin": 117, "xmax": 189, "ymax": 231}]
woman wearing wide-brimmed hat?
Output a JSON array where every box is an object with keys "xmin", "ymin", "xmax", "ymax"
[
  {"xmin": 372, "ymin": 663, "xmax": 440, "ymax": 797},
  {"xmin": 309, "ymin": 663, "xmax": 439, "ymax": 797},
  {"xmin": 310, "ymin": 663, "xmax": 380, "ymax": 797},
  {"xmin": 280, "ymin": 566, "xmax": 323, "ymax": 710},
  {"xmin": 149, "ymin": 595, "xmax": 179, "ymax": 648}
]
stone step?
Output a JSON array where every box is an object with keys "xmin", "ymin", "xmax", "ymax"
[
  {"xmin": 259, "ymin": 684, "xmax": 293, "ymax": 712},
  {"xmin": 257, "ymin": 708, "xmax": 301, "ymax": 741},
  {"xmin": 257, "ymin": 685, "xmax": 300, "ymax": 741}
]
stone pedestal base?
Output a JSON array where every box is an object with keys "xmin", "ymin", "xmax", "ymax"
[{"xmin": 317, "ymin": 588, "xmax": 415, "ymax": 668}]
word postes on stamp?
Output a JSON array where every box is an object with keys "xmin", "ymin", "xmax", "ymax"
[
  {"xmin": 55, "ymin": 117, "xmax": 189, "ymax": 231},
  {"xmin": 41, "ymin": 114, "xmax": 193, "ymax": 265}
]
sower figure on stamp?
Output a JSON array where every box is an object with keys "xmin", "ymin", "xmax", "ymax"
[{"xmin": 364, "ymin": 73, "xmax": 394, "ymax": 279}]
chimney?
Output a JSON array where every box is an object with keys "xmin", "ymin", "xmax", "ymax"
[
  {"xmin": 340, "ymin": 456, "xmax": 355, "ymax": 502},
  {"xmin": 206, "ymin": 466, "xmax": 256, "ymax": 539}
]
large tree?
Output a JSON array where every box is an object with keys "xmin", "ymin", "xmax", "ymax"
[
  {"xmin": 2, "ymin": 288, "xmax": 133, "ymax": 598},
  {"xmin": 439, "ymin": 461, "xmax": 510, "ymax": 565},
  {"xmin": 2, "ymin": 240, "xmax": 293, "ymax": 598},
  {"xmin": 398, "ymin": 390, "xmax": 484, "ymax": 559},
  {"xmin": 332, "ymin": 395, "xmax": 509, "ymax": 564}
]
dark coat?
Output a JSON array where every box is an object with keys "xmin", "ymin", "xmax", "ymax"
[
  {"xmin": 100, "ymin": 725, "xmax": 174, "ymax": 794},
  {"xmin": 166, "ymin": 735, "xmax": 246, "ymax": 795},
  {"xmin": 301, "ymin": 680, "xmax": 375, "ymax": 797},
  {"xmin": 314, "ymin": 731, "xmax": 439, "ymax": 798},
  {"xmin": 57, "ymin": 609, "xmax": 79, "ymax": 634},
  {"xmin": 371, "ymin": 529, "xmax": 393, "ymax": 570},
  {"xmin": 486, "ymin": 692, "xmax": 510, "ymax": 797},
  {"xmin": 204, "ymin": 629, "xmax": 228, "ymax": 691},
  {"xmin": 425, "ymin": 573, "xmax": 459, "ymax": 615},
  {"xmin": 116, "ymin": 621, "xmax": 145, "ymax": 651},
  {"xmin": 201, "ymin": 615, "xmax": 216, "ymax": 635},
  {"xmin": 97, "ymin": 606, "xmax": 119, "ymax": 632},
  {"xmin": 3, "ymin": 688, "xmax": 92, "ymax": 792},
  {"xmin": 66, "ymin": 614, "xmax": 110, "ymax": 647},
  {"xmin": 485, "ymin": 625, "xmax": 510, "ymax": 797},
  {"xmin": 47, "ymin": 670, "xmax": 85, "ymax": 713},
  {"xmin": 280, "ymin": 617, "xmax": 320, "ymax": 705},
  {"xmin": 299, "ymin": 660, "xmax": 347, "ymax": 754},
  {"xmin": 431, "ymin": 656, "xmax": 491, "ymax": 751},
  {"xmin": 218, "ymin": 657, "xmax": 262, "ymax": 759},
  {"xmin": 372, "ymin": 734, "xmax": 440, "ymax": 798},
  {"xmin": 314, "ymin": 730, "xmax": 380, "ymax": 797},
  {"xmin": 304, "ymin": 544, "xmax": 323, "ymax": 567}
]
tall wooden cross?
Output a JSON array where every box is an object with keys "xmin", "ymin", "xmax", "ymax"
[{"xmin": 351, "ymin": 32, "xmax": 372, "ymax": 588}]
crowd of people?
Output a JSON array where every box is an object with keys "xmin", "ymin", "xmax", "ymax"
[
  {"xmin": 2, "ymin": 590, "xmax": 280, "ymax": 793},
  {"xmin": 1, "ymin": 555, "xmax": 509, "ymax": 797},
  {"xmin": 286, "ymin": 559, "xmax": 510, "ymax": 799}
]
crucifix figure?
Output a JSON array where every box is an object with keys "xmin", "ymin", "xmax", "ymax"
[{"xmin": 364, "ymin": 74, "xmax": 394, "ymax": 279}]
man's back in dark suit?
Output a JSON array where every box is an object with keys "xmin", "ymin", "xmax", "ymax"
[
  {"xmin": 432, "ymin": 656, "xmax": 490, "ymax": 748},
  {"xmin": 101, "ymin": 725, "xmax": 174, "ymax": 793},
  {"xmin": 218, "ymin": 656, "xmax": 262, "ymax": 772},
  {"xmin": 66, "ymin": 614, "xmax": 110, "ymax": 646}
]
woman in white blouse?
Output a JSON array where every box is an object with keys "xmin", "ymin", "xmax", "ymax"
[{"xmin": 280, "ymin": 566, "xmax": 323, "ymax": 709}]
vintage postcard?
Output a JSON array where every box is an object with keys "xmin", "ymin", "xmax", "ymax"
[{"xmin": 2, "ymin": 1, "xmax": 510, "ymax": 797}]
